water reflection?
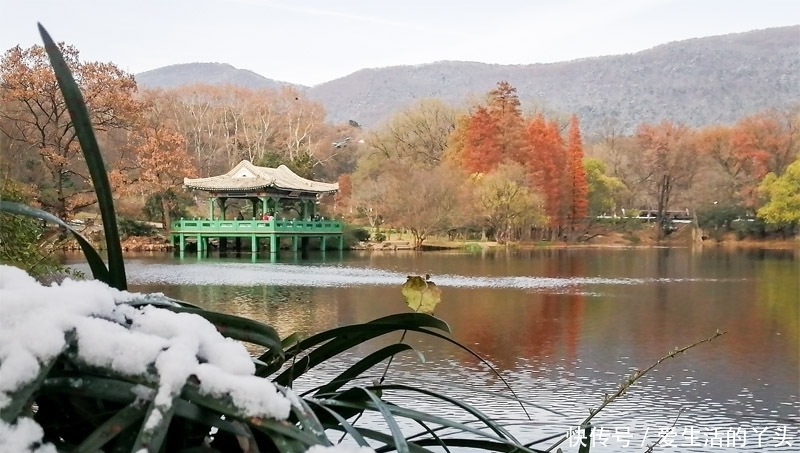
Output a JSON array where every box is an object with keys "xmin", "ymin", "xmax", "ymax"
[{"xmin": 65, "ymin": 247, "xmax": 798, "ymax": 452}]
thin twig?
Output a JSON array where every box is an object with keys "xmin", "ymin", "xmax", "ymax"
[
  {"xmin": 643, "ymin": 407, "xmax": 685, "ymax": 453},
  {"xmin": 546, "ymin": 329, "xmax": 727, "ymax": 452}
]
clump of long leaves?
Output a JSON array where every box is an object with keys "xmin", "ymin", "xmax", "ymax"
[{"xmin": 0, "ymin": 25, "xmax": 556, "ymax": 453}]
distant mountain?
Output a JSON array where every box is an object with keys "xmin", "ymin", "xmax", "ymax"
[
  {"xmin": 135, "ymin": 62, "xmax": 295, "ymax": 90},
  {"xmin": 306, "ymin": 26, "xmax": 800, "ymax": 134},
  {"xmin": 136, "ymin": 26, "xmax": 800, "ymax": 135}
]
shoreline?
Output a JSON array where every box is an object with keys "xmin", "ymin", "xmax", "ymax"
[{"xmin": 61, "ymin": 226, "xmax": 799, "ymax": 253}]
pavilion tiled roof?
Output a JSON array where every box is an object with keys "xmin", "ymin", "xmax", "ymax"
[{"xmin": 184, "ymin": 160, "xmax": 338, "ymax": 194}]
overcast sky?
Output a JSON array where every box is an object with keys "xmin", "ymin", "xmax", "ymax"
[{"xmin": 1, "ymin": 0, "xmax": 798, "ymax": 86}]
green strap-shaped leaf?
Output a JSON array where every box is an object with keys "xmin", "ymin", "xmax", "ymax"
[
  {"xmin": 359, "ymin": 387, "xmax": 410, "ymax": 453},
  {"xmin": 343, "ymin": 427, "xmax": 432, "ymax": 453},
  {"xmin": 38, "ymin": 24, "xmax": 127, "ymax": 290},
  {"xmin": 376, "ymin": 384, "xmax": 518, "ymax": 443},
  {"xmin": 279, "ymin": 387, "xmax": 331, "ymax": 445},
  {"xmin": 0, "ymin": 201, "xmax": 111, "ymax": 285},
  {"xmin": 318, "ymin": 397, "xmax": 516, "ymax": 446},
  {"xmin": 0, "ymin": 354, "xmax": 59, "ymax": 423},
  {"xmin": 287, "ymin": 313, "xmax": 450, "ymax": 356},
  {"xmin": 314, "ymin": 343, "xmax": 418, "ymax": 396},
  {"xmin": 74, "ymin": 401, "xmax": 147, "ymax": 453},
  {"xmin": 409, "ymin": 438, "xmax": 548, "ymax": 453},
  {"xmin": 304, "ymin": 401, "xmax": 370, "ymax": 447},
  {"xmin": 133, "ymin": 396, "xmax": 178, "ymax": 453}
]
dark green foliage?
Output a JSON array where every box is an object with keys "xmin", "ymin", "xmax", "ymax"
[
  {"xmin": 143, "ymin": 189, "xmax": 192, "ymax": 223},
  {"xmin": 697, "ymin": 205, "xmax": 749, "ymax": 231},
  {"xmin": 342, "ymin": 224, "xmax": 371, "ymax": 247},
  {"xmin": 256, "ymin": 151, "xmax": 315, "ymax": 179},
  {"xmin": 117, "ymin": 218, "xmax": 156, "ymax": 239},
  {"xmin": 0, "ymin": 179, "xmax": 64, "ymax": 276},
  {"xmin": 696, "ymin": 204, "xmax": 794, "ymax": 239},
  {"xmin": 350, "ymin": 227, "xmax": 371, "ymax": 242}
]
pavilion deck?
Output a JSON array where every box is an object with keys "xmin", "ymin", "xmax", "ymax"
[{"xmin": 170, "ymin": 218, "xmax": 345, "ymax": 253}]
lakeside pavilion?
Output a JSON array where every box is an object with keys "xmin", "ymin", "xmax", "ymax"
[{"xmin": 170, "ymin": 160, "xmax": 343, "ymax": 254}]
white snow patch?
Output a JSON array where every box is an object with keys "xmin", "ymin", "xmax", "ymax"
[
  {"xmin": 0, "ymin": 264, "xmax": 292, "ymax": 446},
  {"xmin": 195, "ymin": 363, "xmax": 291, "ymax": 419},
  {"xmin": 0, "ymin": 418, "xmax": 57, "ymax": 453}
]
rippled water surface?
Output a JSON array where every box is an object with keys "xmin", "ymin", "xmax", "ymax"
[{"xmin": 68, "ymin": 247, "xmax": 799, "ymax": 452}]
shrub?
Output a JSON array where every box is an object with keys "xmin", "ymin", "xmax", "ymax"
[
  {"xmin": 117, "ymin": 217, "xmax": 156, "ymax": 239},
  {"xmin": 343, "ymin": 225, "xmax": 371, "ymax": 245},
  {"xmin": 0, "ymin": 178, "xmax": 65, "ymax": 277},
  {"xmin": 143, "ymin": 189, "xmax": 193, "ymax": 223}
]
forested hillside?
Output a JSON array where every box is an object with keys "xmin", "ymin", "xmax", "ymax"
[
  {"xmin": 135, "ymin": 26, "xmax": 800, "ymax": 135},
  {"xmin": 307, "ymin": 26, "xmax": 799, "ymax": 134}
]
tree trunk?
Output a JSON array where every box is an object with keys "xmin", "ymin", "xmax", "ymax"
[{"xmin": 160, "ymin": 194, "xmax": 172, "ymax": 228}]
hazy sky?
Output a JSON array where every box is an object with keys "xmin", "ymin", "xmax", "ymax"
[{"xmin": 2, "ymin": 0, "xmax": 798, "ymax": 86}]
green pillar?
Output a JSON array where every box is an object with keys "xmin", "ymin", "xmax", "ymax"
[
  {"xmin": 320, "ymin": 235, "xmax": 327, "ymax": 250},
  {"xmin": 270, "ymin": 197, "xmax": 280, "ymax": 217},
  {"xmin": 338, "ymin": 235, "xmax": 344, "ymax": 251},
  {"xmin": 270, "ymin": 234, "xmax": 278, "ymax": 254},
  {"xmin": 291, "ymin": 235, "xmax": 299, "ymax": 252},
  {"xmin": 217, "ymin": 197, "xmax": 228, "ymax": 220},
  {"xmin": 250, "ymin": 199, "xmax": 259, "ymax": 219},
  {"xmin": 208, "ymin": 197, "xmax": 215, "ymax": 220},
  {"xmin": 251, "ymin": 235, "xmax": 258, "ymax": 253},
  {"xmin": 179, "ymin": 233, "xmax": 185, "ymax": 252},
  {"xmin": 261, "ymin": 197, "xmax": 268, "ymax": 217},
  {"xmin": 197, "ymin": 234, "xmax": 204, "ymax": 253}
]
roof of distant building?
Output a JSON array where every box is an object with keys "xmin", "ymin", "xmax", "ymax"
[{"xmin": 183, "ymin": 160, "xmax": 338, "ymax": 194}]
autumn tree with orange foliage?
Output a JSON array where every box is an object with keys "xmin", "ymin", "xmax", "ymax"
[
  {"xmin": 634, "ymin": 121, "xmax": 698, "ymax": 238},
  {"xmin": 459, "ymin": 106, "xmax": 502, "ymax": 173},
  {"xmin": 522, "ymin": 114, "xmax": 568, "ymax": 238},
  {"xmin": 487, "ymin": 81, "xmax": 525, "ymax": 161},
  {"xmin": 456, "ymin": 81, "xmax": 526, "ymax": 174},
  {"xmin": 124, "ymin": 90, "xmax": 198, "ymax": 226},
  {"xmin": 567, "ymin": 115, "xmax": 589, "ymax": 233},
  {"xmin": 0, "ymin": 43, "xmax": 139, "ymax": 219}
]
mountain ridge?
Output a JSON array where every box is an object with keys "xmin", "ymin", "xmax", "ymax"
[{"xmin": 135, "ymin": 25, "xmax": 800, "ymax": 134}]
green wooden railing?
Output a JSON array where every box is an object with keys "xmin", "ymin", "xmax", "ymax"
[{"xmin": 170, "ymin": 218, "xmax": 343, "ymax": 235}]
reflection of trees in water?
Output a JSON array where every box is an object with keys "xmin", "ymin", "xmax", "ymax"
[
  {"xmin": 756, "ymin": 257, "xmax": 799, "ymax": 344},
  {"xmin": 158, "ymin": 285, "xmax": 340, "ymax": 338},
  {"xmin": 436, "ymin": 254, "xmax": 587, "ymax": 371}
]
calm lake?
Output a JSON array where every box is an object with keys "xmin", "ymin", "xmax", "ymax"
[{"xmin": 66, "ymin": 246, "xmax": 799, "ymax": 452}]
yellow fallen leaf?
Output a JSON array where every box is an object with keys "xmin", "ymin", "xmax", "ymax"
[{"xmin": 401, "ymin": 274, "xmax": 441, "ymax": 315}]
